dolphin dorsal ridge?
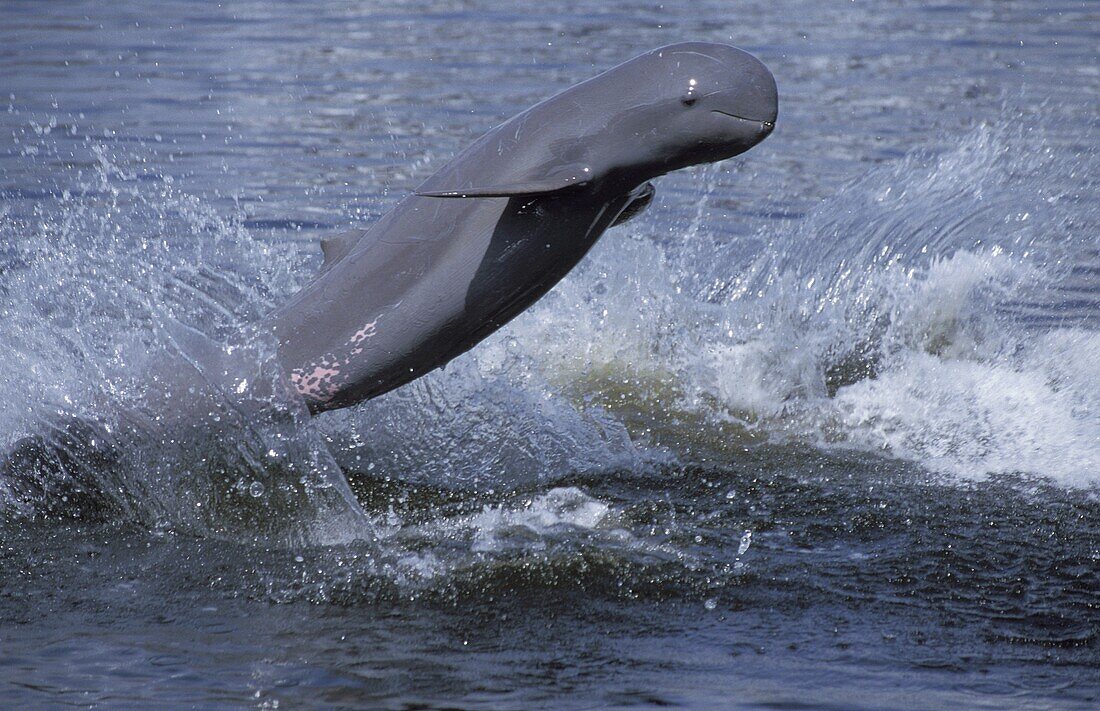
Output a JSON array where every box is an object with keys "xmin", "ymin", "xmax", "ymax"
[{"xmin": 319, "ymin": 229, "xmax": 365, "ymax": 272}]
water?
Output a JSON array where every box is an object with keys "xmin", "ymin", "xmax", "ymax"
[{"xmin": 1, "ymin": 0, "xmax": 1098, "ymax": 707}]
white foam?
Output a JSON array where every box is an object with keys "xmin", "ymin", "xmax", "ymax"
[
  {"xmin": 468, "ymin": 486, "xmax": 617, "ymax": 552},
  {"xmin": 832, "ymin": 343, "xmax": 1100, "ymax": 485},
  {"xmin": 384, "ymin": 487, "xmax": 642, "ymax": 563}
]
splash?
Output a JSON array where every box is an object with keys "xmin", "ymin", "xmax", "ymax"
[
  {"xmin": 0, "ymin": 135, "xmax": 368, "ymax": 543},
  {"xmin": 306, "ymin": 120, "xmax": 1100, "ymax": 489},
  {"xmin": 478, "ymin": 122, "xmax": 1100, "ymax": 486},
  {"xmin": 1, "ymin": 114, "xmax": 1096, "ymax": 554}
]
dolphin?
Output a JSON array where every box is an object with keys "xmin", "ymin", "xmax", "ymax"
[{"xmin": 268, "ymin": 42, "xmax": 778, "ymax": 413}]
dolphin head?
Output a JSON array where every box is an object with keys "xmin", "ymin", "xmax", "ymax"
[
  {"xmin": 413, "ymin": 42, "xmax": 777, "ymax": 200},
  {"xmin": 598, "ymin": 42, "xmax": 778, "ymax": 182}
]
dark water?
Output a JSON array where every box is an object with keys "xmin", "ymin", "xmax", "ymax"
[{"xmin": 2, "ymin": 0, "xmax": 1098, "ymax": 708}]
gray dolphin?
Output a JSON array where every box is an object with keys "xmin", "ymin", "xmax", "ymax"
[{"xmin": 268, "ymin": 42, "xmax": 778, "ymax": 413}]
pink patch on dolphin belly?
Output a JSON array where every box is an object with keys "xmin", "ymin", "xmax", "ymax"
[
  {"xmin": 344, "ymin": 319, "xmax": 379, "ymax": 362},
  {"xmin": 350, "ymin": 319, "xmax": 379, "ymax": 345},
  {"xmin": 288, "ymin": 317, "xmax": 382, "ymax": 404},
  {"xmin": 290, "ymin": 364, "xmax": 342, "ymax": 402}
]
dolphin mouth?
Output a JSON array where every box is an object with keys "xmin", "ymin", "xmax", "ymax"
[{"xmin": 711, "ymin": 109, "xmax": 776, "ymax": 131}]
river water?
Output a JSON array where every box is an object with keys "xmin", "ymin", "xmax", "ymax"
[{"xmin": 1, "ymin": 0, "xmax": 1097, "ymax": 707}]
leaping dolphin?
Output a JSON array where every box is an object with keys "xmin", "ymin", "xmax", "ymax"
[{"xmin": 268, "ymin": 42, "xmax": 778, "ymax": 412}]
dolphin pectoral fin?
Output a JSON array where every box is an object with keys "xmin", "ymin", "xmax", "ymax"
[
  {"xmin": 414, "ymin": 163, "xmax": 592, "ymax": 198},
  {"xmin": 611, "ymin": 182, "xmax": 655, "ymax": 227},
  {"xmin": 319, "ymin": 229, "xmax": 366, "ymax": 272}
]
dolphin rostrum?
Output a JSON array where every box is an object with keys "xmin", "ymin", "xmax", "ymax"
[{"xmin": 268, "ymin": 42, "xmax": 778, "ymax": 413}]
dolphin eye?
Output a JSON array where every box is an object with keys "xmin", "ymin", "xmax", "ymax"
[{"xmin": 681, "ymin": 95, "xmax": 698, "ymax": 107}]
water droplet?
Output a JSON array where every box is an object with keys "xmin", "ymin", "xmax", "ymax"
[
  {"xmin": 738, "ymin": 530, "xmax": 753, "ymax": 556},
  {"xmin": 248, "ymin": 481, "xmax": 265, "ymax": 498},
  {"xmin": 704, "ymin": 598, "xmax": 717, "ymax": 610}
]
